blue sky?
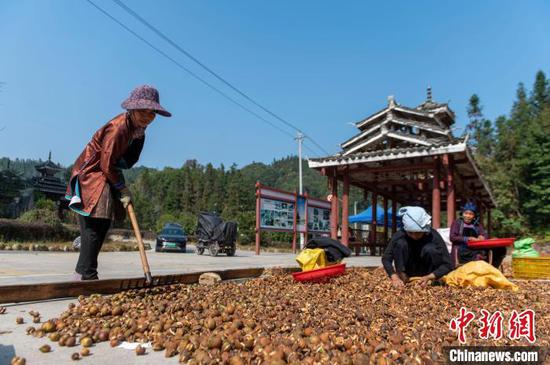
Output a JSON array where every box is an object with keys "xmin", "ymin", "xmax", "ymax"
[{"xmin": 0, "ymin": 0, "xmax": 549, "ymax": 169}]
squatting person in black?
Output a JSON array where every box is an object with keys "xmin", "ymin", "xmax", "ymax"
[{"xmin": 382, "ymin": 206, "xmax": 453, "ymax": 288}]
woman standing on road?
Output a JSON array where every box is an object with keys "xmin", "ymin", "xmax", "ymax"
[{"xmin": 65, "ymin": 85, "xmax": 171, "ymax": 280}]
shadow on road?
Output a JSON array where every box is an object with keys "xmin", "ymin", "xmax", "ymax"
[{"xmin": 0, "ymin": 344, "xmax": 16, "ymax": 364}]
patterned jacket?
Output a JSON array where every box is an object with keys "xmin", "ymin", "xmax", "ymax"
[{"xmin": 65, "ymin": 113, "xmax": 144, "ymax": 216}]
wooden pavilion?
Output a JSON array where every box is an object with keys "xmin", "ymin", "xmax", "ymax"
[
  {"xmin": 308, "ymin": 89, "xmax": 496, "ymax": 250},
  {"xmin": 32, "ymin": 152, "xmax": 68, "ymax": 215}
]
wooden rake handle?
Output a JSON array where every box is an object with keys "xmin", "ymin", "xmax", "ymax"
[{"xmin": 127, "ymin": 203, "xmax": 153, "ymax": 285}]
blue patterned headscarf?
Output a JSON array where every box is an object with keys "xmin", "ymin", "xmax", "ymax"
[
  {"xmin": 462, "ymin": 202, "xmax": 478, "ymax": 214},
  {"xmin": 461, "ymin": 201, "xmax": 479, "ymax": 224}
]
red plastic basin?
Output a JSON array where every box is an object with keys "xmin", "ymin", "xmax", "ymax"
[
  {"xmin": 292, "ymin": 263, "xmax": 346, "ymax": 282},
  {"xmin": 467, "ymin": 237, "xmax": 516, "ymax": 249}
]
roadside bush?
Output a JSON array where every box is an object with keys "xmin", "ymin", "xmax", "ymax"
[
  {"xmin": 35, "ymin": 198, "xmax": 57, "ymax": 211},
  {"xmin": 0, "ymin": 218, "xmax": 78, "ymax": 242},
  {"xmin": 19, "ymin": 208, "xmax": 62, "ymax": 227}
]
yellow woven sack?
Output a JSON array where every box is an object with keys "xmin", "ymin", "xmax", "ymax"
[
  {"xmin": 296, "ymin": 248, "xmax": 327, "ymax": 271},
  {"xmin": 443, "ymin": 261, "xmax": 519, "ymax": 291}
]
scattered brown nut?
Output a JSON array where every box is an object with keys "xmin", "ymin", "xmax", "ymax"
[
  {"xmin": 22, "ymin": 268, "xmax": 550, "ymax": 364},
  {"xmin": 41, "ymin": 321, "xmax": 55, "ymax": 333},
  {"xmin": 65, "ymin": 336, "xmax": 76, "ymax": 347},
  {"xmin": 135, "ymin": 345, "xmax": 146, "ymax": 355},
  {"xmin": 80, "ymin": 348, "xmax": 90, "ymax": 357},
  {"xmin": 80, "ymin": 337, "xmax": 93, "ymax": 347},
  {"xmin": 10, "ymin": 356, "xmax": 26, "ymax": 365},
  {"xmin": 28, "ymin": 310, "xmax": 39, "ymax": 318},
  {"xmin": 48, "ymin": 332, "xmax": 61, "ymax": 342}
]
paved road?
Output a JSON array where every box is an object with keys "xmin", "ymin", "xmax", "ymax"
[{"xmin": 0, "ymin": 245, "xmax": 381, "ymax": 285}]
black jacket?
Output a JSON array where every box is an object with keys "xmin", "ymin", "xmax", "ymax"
[
  {"xmin": 306, "ymin": 237, "xmax": 352, "ymax": 263},
  {"xmin": 382, "ymin": 229, "xmax": 452, "ymax": 279}
]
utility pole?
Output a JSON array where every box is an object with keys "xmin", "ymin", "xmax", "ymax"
[{"xmin": 295, "ymin": 133, "xmax": 305, "ymax": 249}]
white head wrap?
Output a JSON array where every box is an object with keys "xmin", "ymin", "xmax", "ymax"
[{"xmin": 398, "ymin": 206, "xmax": 432, "ymax": 232}]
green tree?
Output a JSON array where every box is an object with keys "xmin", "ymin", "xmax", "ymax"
[
  {"xmin": 0, "ymin": 170, "xmax": 25, "ymax": 217},
  {"xmin": 222, "ymin": 164, "xmax": 248, "ymax": 219},
  {"xmin": 518, "ymin": 106, "xmax": 550, "ymax": 228},
  {"xmin": 510, "ymin": 83, "xmax": 532, "ymax": 141},
  {"xmin": 466, "ymin": 94, "xmax": 494, "ymax": 157},
  {"xmin": 479, "ymin": 72, "xmax": 550, "ymax": 235},
  {"xmin": 530, "ymin": 70, "xmax": 549, "ymax": 113}
]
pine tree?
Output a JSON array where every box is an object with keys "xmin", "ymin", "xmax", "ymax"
[
  {"xmin": 180, "ymin": 165, "xmax": 195, "ymax": 214},
  {"xmin": 510, "ymin": 83, "xmax": 532, "ymax": 141},
  {"xmin": 530, "ymin": 70, "xmax": 549, "ymax": 114},
  {"xmin": 466, "ymin": 94, "xmax": 483, "ymax": 134},
  {"xmin": 200, "ymin": 163, "xmax": 216, "ymax": 212},
  {"xmin": 518, "ymin": 106, "xmax": 550, "ymax": 228},
  {"xmin": 222, "ymin": 164, "xmax": 243, "ymax": 219},
  {"xmin": 490, "ymin": 100, "xmax": 526, "ymax": 231},
  {"xmin": 163, "ymin": 168, "xmax": 182, "ymax": 213},
  {"xmin": 0, "ymin": 169, "xmax": 24, "ymax": 216},
  {"xmin": 467, "ymin": 94, "xmax": 494, "ymax": 157}
]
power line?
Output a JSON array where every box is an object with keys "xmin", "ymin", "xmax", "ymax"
[
  {"xmin": 85, "ymin": 0, "xmax": 324, "ymax": 158},
  {"xmin": 111, "ymin": 0, "xmax": 330, "ymax": 156},
  {"xmin": 85, "ymin": 0, "xmax": 298, "ymax": 141}
]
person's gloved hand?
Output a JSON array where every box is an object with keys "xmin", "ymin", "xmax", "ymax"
[{"xmin": 119, "ymin": 187, "xmax": 132, "ymax": 209}]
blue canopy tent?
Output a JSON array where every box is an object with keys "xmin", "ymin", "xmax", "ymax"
[{"xmin": 348, "ymin": 206, "xmax": 395, "ymax": 227}]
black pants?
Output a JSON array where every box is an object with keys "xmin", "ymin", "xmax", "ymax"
[
  {"xmin": 75, "ymin": 215, "xmax": 111, "ymax": 280},
  {"xmin": 459, "ymin": 246, "xmax": 507, "ymax": 268},
  {"xmin": 393, "ymin": 240, "xmax": 444, "ymax": 277}
]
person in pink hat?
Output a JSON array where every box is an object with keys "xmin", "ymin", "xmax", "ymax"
[{"xmin": 66, "ymin": 85, "xmax": 171, "ymax": 280}]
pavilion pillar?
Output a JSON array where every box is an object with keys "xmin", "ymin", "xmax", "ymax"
[
  {"xmin": 444, "ymin": 154, "xmax": 456, "ymax": 227},
  {"xmin": 383, "ymin": 196, "xmax": 388, "ymax": 243},
  {"xmin": 342, "ymin": 170, "xmax": 350, "ymax": 246},
  {"xmin": 371, "ymin": 193, "xmax": 378, "ymax": 249},
  {"xmin": 432, "ymin": 157, "xmax": 441, "ymax": 229},
  {"xmin": 391, "ymin": 199, "xmax": 397, "ymax": 234},
  {"xmin": 363, "ymin": 190, "xmax": 369, "ymax": 242},
  {"xmin": 330, "ymin": 172, "xmax": 339, "ymax": 240}
]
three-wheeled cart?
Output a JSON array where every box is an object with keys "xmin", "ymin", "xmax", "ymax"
[{"xmin": 195, "ymin": 212, "xmax": 238, "ymax": 256}]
